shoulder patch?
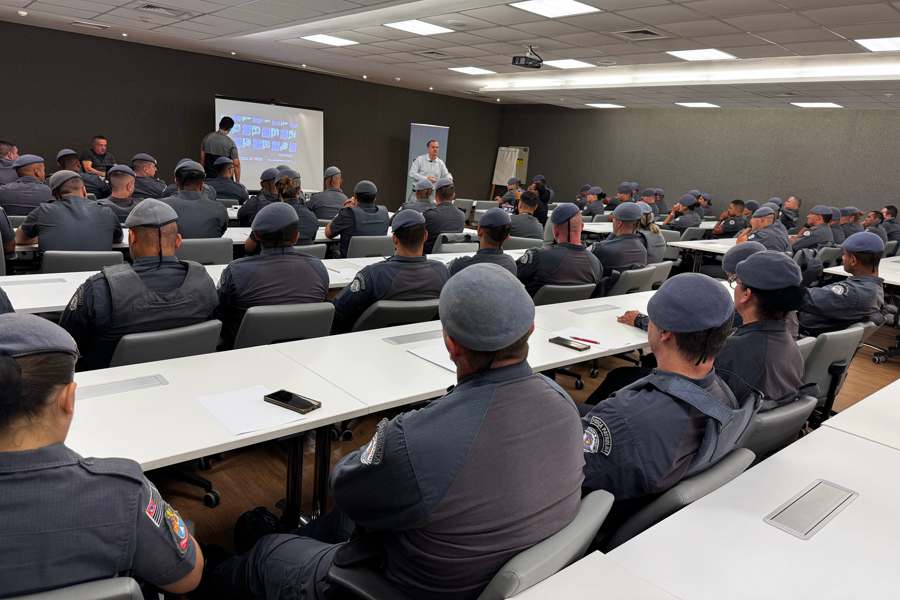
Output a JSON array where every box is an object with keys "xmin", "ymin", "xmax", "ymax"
[
  {"xmin": 583, "ymin": 415, "xmax": 613, "ymax": 456},
  {"xmin": 520, "ymin": 248, "xmax": 537, "ymax": 264},
  {"xmin": 830, "ymin": 283, "xmax": 847, "ymax": 296},
  {"xmin": 144, "ymin": 482, "xmax": 164, "ymax": 528},
  {"xmin": 803, "ymin": 230, "xmax": 811, "ymax": 237},
  {"xmin": 164, "ymin": 504, "xmax": 190, "ymax": 555},
  {"xmin": 349, "ymin": 275, "xmax": 365, "ymax": 293},
  {"xmin": 748, "ymin": 234, "xmax": 756, "ymax": 240},
  {"xmin": 360, "ymin": 418, "xmax": 389, "ymax": 466},
  {"xmin": 728, "ymin": 219, "xmax": 735, "ymax": 225}
]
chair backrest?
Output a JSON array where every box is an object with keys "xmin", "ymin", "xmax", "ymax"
[
  {"xmin": 293, "ymin": 244, "xmax": 327, "ymax": 259},
  {"xmin": 317, "ymin": 218, "xmax": 331, "ymax": 226},
  {"xmin": 176, "ymin": 237, "xmax": 233, "ymax": 265},
  {"xmin": 11, "ymin": 577, "xmax": 143, "ymax": 600},
  {"xmin": 503, "ymin": 236, "xmax": 543, "ymax": 251},
  {"xmin": 861, "ymin": 320, "xmax": 880, "ymax": 344},
  {"xmin": 649, "ymin": 261, "xmax": 673, "ymax": 289},
  {"xmin": 542, "ymin": 218, "xmax": 554, "ymax": 242},
  {"xmin": 660, "ymin": 229, "xmax": 682, "ymax": 260},
  {"xmin": 109, "ymin": 320, "xmax": 222, "ymax": 367},
  {"xmin": 801, "ymin": 323, "xmax": 866, "ymax": 401},
  {"xmin": 680, "ymin": 226, "xmax": 706, "ymax": 241},
  {"xmin": 454, "ymin": 198, "xmax": 475, "ymax": 218},
  {"xmin": 347, "ymin": 235, "xmax": 394, "ymax": 258},
  {"xmin": 217, "ymin": 197, "xmax": 239, "ymax": 208},
  {"xmin": 547, "ymin": 202, "xmax": 559, "ymax": 212},
  {"xmin": 41, "ymin": 251, "xmax": 123, "ymax": 274},
  {"xmin": 472, "ymin": 210, "xmax": 487, "ymax": 225},
  {"xmin": 592, "ymin": 214, "xmax": 610, "ymax": 222},
  {"xmin": 607, "ymin": 265, "xmax": 656, "ymax": 296},
  {"xmin": 9, "ymin": 214, "xmax": 26, "ymax": 228},
  {"xmin": 432, "ymin": 233, "xmax": 476, "ymax": 255},
  {"xmin": 796, "ymin": 336, "xmax": 816, "ymax": 363},
  {"xmin": 604, "ymin": 448, "xmax": 756, "ymax": 551},
  {"xmin": 351, "ymin": 299, "xmax": 440, "ymax": 332},
  {"xmin": 474, "ymin": 200, "xmax": 498, "ymax": 211},
  {"xmin": 816, "ymin": 246, "xmax": 843, "ymax": 269},
  {"xmin": 477, "ymin": 490, "xmax": 615, "ymax": 600},
  {"xmin": 739, "ymin": 396, "xmax": 818, "ymax": 458},
  {"xmin": 234, "ymin": 303, "xmax": 335, "ymax": 349},
  {"xmin": 532, "ymin": 283, "xmax": 596, "ymax": 306},
  {"xmin": 885, "ymin": 240, "xmax": 898, "ymax": 257}
]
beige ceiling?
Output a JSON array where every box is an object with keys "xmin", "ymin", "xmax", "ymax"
[{"xmin": 6, "ymin": 0, "xmax": 900, "ymax": 108}]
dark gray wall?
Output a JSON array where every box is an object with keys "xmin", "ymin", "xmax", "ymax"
[
  {"xmin": 0, "ymin": 22, "xmax": 501, "ymax": 208},
  {"xmin": 500, "ymin": 104, "xmax": 900, "ymax": 214}
]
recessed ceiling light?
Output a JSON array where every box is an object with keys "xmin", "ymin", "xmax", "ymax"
[
  {"xmin": 496, "ymin": 98, "xmax": 501, "ymax": 102},
  {"xmin": 394, "ymin": 77, "xmax": 401, "ymax": 81},
  {"xmin": 384, "ymin": 19, "xmax": 453, "ymax": 36},
  {"xmin": 362, "ymin": 74, "xmax": 367, "ymax": 79},
  {"xmin": 17, "ymin": 10, "xmax": 28, "ymax": 16},
  {"xmin": 667, "ymin": 49, "xmax": 737, "ymax": 62},
  {"xmin": 301, "ymin": 34, "xmax": 358, "ymax": 47},
  {"xmin": 428, "ymin": 86, "xmax": 434, "ymax": 91},
  {"xmin": 586, "ymin": 103, "xmax": 625, "ymax": 108},
  {"xmin": 121, "ymin": 33, "xmax": 128, "ymax": 37},
  {"xmin": 300, "ymin": 63, "xmax": 306, "ymax": 68},
  {"xmin": 544, "ymin": 59, "xmax": 594, "ymax": 70},
  {"xmin": 510, "ymin": 0, "xmax": 601, "ymax": 19},
  {"xmin": 450, "ymin": 66, "xmax": 497, "ymax": 75},
  {"xmin": 791, "ymin": 102, "xmax": 843, "ymax": 108},
  {"xmin": 855, "ymin": 37, "xmax": 900, "ymax": 52},
  {"xmin": 230, "ymin": 51, "xmax": 237, "ymax": 55},
  {"xmin": 675, "ymin": 102, "xmax": 720, "ymax": 108}
]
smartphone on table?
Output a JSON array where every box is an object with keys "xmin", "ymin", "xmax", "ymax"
[
  {"xmin": 264, "ymin": 390, "xmax": 321, "ymax": 414},
  {"xmin": 548, "ymin": 337, "xmax": 591, "ymax": 352}
]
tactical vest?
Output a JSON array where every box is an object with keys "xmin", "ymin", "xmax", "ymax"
[{"xmin": 351, "ymin": 205, "xmax": 389, "ymax": 235}]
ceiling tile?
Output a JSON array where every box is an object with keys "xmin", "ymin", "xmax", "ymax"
[
  {"xmin": 369, "ymin": 40, "xmax": 426, "ymax": 52},
  {"xmin": 465, "ymin": 26, "xmax": 529, "ymax": 42},
  {"xmin": 724, "ymin": 12, "xmax": 818, "ymax": 32},
  {"xmin": 656, "ymin": 19, "xmax": 741, "ymax": 37},
  {"xmin": 243, "ymin": 0, "xmax": 342, "ymax": 19},
  {"xmin": 211, "ymin": 7, "xmax": 284, "ymax": 26},
  {"xmin": 469, "ymin": 41, "xmax": 523, "ymax": 55},
  {"xmin": 352, "ymin": 25, "xmax": 417, "ymax": 40},
  {"xmin": 757, "ymin": 28, "xmax": 843, "ymax": 43},
  {"xmin": 617, "ymin": 4, "xmax": 707, "ymax": 25},
  {"xmin": 427, "ymin": 12, "xmax": 495, "ymax": 31},
  {"xmin": 29, "ymin": 2, "xmax": 103, "ymax": 19},
  {"xmin": 828, "ymin": 21, "xmax": 900, "ymax": 39},
  {"xmin": 558, "ymin": 12, "xmax": 644, "ymax": 33},
  {"xmin": 187, "ymin": 14, "xmax": 257, "ymax": 34},
  {"xmin": 459, "ymin": 5, "xmax": 544, "ymax": 26},
  {"xmin": 726, "ymin": 45, "xmax": 795, "ymax": 58},
  {"xmin": 512, "ymin": 20, "xmax": 586, "ymax": 37},
  {"xmin": 800, "ymin": 4, "xmax": 900, "ymax": 27},
  {"xmin": 590, "ymin": 0, "xmax": 670, "ymax": 9},
  {"xmin": 96, "ymin": 14, "xmax": 169, "ymax": 29},
  {"xmin": 690, "ymin": 32, "xmax": 773, "ymax": 47},
  {"xmin": 681, "ymin": 0, "xmax": 786, "ymax": 18},
  {"xmin": 780, "ymin": 39, "xmax": 867, "ymax": 55},
  {"xmin": 780, "ymin": 0, "xmax": 888, "ymax": 7},
  {"xmin": 555, "ymin": 31, "xmax": 614, "ymax": 47}
]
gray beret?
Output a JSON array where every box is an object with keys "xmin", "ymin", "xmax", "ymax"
[
  {"xmin": 55, "ymin": 148, "xmax": 78, "ymax": 161},
  {"xmin": 647, "ymin": 273, "xmax": 734, "ymax": 333},
  {"xmin": 480, "ymin": 207, "xmax": 511, "ymax": 228},
  {"xmin": 736, "ymin": 251, "xmax": 802, "ymax": 290},
  {"xmin": 588, "ymin": 186, "xmax": 603, "ymax": 196},
  {"xmin": 132, "ymin": 153, "xmax": 157, "ymax": 164},
  {"xmin": 324, "ymin": 166, "xmax": 341, "ymax": 178},
  {"xmin": 580, "ymin": 184, "xmax": 592, "ymax": 193},
  {"xmin": 613, "ymin": 202, "xmax": 642, "ymax": 221},
  {"xmin": 752, "ymin": 206, "xmax": 774, "ymax": 218},
  {"xmin": 688, "ymin": 189, "xmax": 701, "ymax": 198},
  {"xmin": 640, "ymin": 189, "xmax": 655, "ymax": 198},
  {"xmin": 831, "ymin": 207, "xmax": 842, "ymax": 221},
  {"xmin": 507, "ymin": 177, "xmax": 520, "ymax": 186},
  {"xmin": 174, "ymin": 160, "xmax": 205, "ymax": 176},
  {"xmin": 48, "ymin": 170, "xmax": 82, "ymax": 193},
  {"xmin": 678, "ymin": 193, "xmax": 698, "ymax": 207},
  {"xmin": 700, "ymin": 192, "xmax": 714, "ymax": 202},
  {"xmin": 252, "ymin": 202, "xmax": 299, "ymax": 234},
  {"xmin": 213, "ymin": 156, "xmax": 233, "ymax": 167},
  {"xmin": 354, "ymin": 180, "xmax": 377, "ymax": 195},
  {"xmin": 532, "ymin": 174, "xmax": 546, "ymax": 183},
  {"xmin": 551, "ymin": 203, "xmax": 580, "ymax": 225},
  {"xmin": 762, "ymin": 202, "xmax": 779, "ymax": 211},
  {"xmin": 630, "ymin": 182, "xmax": 640, "ymax": 191},
  {"xmin": 636, "ymin": 201, "xmax": 653, "ymax": 215},
  {"xmin": 391, "ymin": 208, "xmax": 426, "ymax": 231},
  {"xmin": 440, "ymin": 263, "xmax": 534, "ymax": 352},
  {"xmin": 275, "ymin": 165, "xmax": 292, "ymax": 172},
  {"xmin": 12, "ymin": 154, "xmax": 43, "ymax": 169},
  {"xmin": 260, "ymin": 168, "xmax": 279, "ymax": 182},
  {"xmin": 655, "ymin": 187, "xmax": 665, "ymax": 197},
  {"xmin": 0, "ymin": 313, "xmax": 78, "ymax": 358},
  {"xmin": 414, "ymin": 179, "xmax": 434, "ymax": 192},
  {"xmin": 768, "ymin": 197, "xmax": 784, "ymax": 207},
  {"xmin": 281, "ymin": 168, "xmax": 301, "ymax": 180},
  {"xmin": 125, "ymin": 198, "xmax": 178, "ymax": 228},
  {"xmin": 723, "ymin": 241, "xmax": 766, "ymax": 274},
  {"xmin": 744, "ymin": 200, "xmax": 760, "ymax": 213},
  {"xmin": 107, "ymin": 164, "xmax": 135, "ymax": 177},
  {"xmin": 843, "ymin": 231, "xmax": 885, "ymax": 253},
  {"xmin": 842, "ymin": 206, "xmax": 862, "ymax": 216},
  {"xmin": 435, "ymin": 177, "xmax": 454, "ymax": 190},
  {"xmin": 617, "ymin": 182, "xmax": 632, "ymax": 194},
  {"xmin": 810, "ymin": 205, "xmax": 832, "ymax": 216}
]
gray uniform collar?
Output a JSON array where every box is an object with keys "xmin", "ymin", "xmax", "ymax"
[
  {"xmin": 455, "ymin": 360, "xmax": 532, "ymax": 390},
  {"xmin": 0, "ymin": 443, "xmax": 80, "ymax": 473},
  {"xmin": 260, "ymin": 246, "xmax": 298, "ymax": 257}
]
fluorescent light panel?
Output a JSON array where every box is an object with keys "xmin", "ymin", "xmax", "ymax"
[
  {"xmin": 586, "ymin": 103, "xmax": 624, "ymax": 108},
  {"xmin": 509, "ymin": 0, "xmax": 601, "ymax": 19},
  {"xmin": 384, "ymin": 19, "xmax": 453, "ymax": 35},
  {"xmin": 791, "ymin": 102, "xmax": 843, "ymax": 108},
  {"xmin": 544, "ymin": 59, "xmax": 594, "ymax": 69},
  {"xmin": 449, "ymin": 66, "xmax": 496, "ymax": 75},
  {"xmin": 301, "ymin": 34, "xmax": 357, "ymax": 46},
  {"xmin": 675, "ymin": 102, "xmax": 720, "ymax": 108},
  {"xmin": 855, "ymin": 37, "xmax": 900, "ymax": 52},
  {"xmin": 667, "ymin": 48, "xmax": 737, "ymax": 62}
]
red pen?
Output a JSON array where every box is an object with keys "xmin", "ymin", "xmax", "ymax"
[{"xmin": 571, "ymin": 336, "xmax": 599, "ymax": 345}]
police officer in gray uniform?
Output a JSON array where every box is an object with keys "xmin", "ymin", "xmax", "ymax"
[
  {"xmin": 325, "ymin": 180, "xmax": 390, "ymax": 258},
  {"xmin": 131, "ymin": 153, "xmax": 167, "ymax": 199},
  {"xmin": 582, "ymin": 186, "xmax": 606, "ymax": 219},
  {"xmin": 307, "ymin": 166, "xmax": 347, "ymax": 220},
  {"xmin": 790, "ymin": 204, "xmax": 834, "ymax": 252},
  {"xmin": 0, "ymin": 285, "xmax": 12, "ymax": 313},
  {"xmin": 516, "ymin": 203, "xmax": 601, "ymax": 297},
  {"xmin": 799, "ymin": 231, "xmax": 886, "ymax": 336},
  {"xmin": 0, "ymin": 313, "xmax": 203, "ymax": 597},
  {"xmin": 207, "ymin": 157, "xmax": 250, "ymax": 204},
  {"xmin": 590, "ymin": 202, "xmax": 648, "ymax": 276},
  {"xmin": 509, "ymin": 190, "xmax": 544, "ymax": 239},
  {"xmin": 638, "ymin": 188, "xmax": 660, "ymax": 217},
  {"xmin": 830, "ymin": 207, "xmax": 846, "ymax": 244},
  {"xmin": 740, "ymin": 206, "xmax": 790, "ymax": 252},
  {"xmin": 56, "ymin": 148, "xmax": 109, "ymax": 199},
  {"xmin": 881, "ymin": 205, "xmax": 900, "ymax": 242},
  {"xmin": 636, "ymin": 201, "xmax": 666, "ymax": 264},
  {"xmin": 211, "ymin": 263, "xmax": 584, "ymax": 600},
  {"xmin": 661, "ymin": 193, "xmax": 702, "ymax": 232},
  {"xmin": 654, "ymin": 187, "xmax": 668, "ymax": 213},
  {"xmin": 275, "ymin": 168, "xmax": 319, "ymax": 246},
  {"xmin": 98, "ymin": 164, "xmax": 142, "ymax": 223},
  {"xmin": 0, "ymin": 205, "xmax": 14, "ymax": 258},
  {"xmin": 607, "ymin": 182, "xmax": 632, "ymax": 211},
  {"xmin": 712, "ymin": 199, "xmax": 748, "ymax": 238},
  {"xmin": 16, "ymin": 170, "xmax": 122, "ymax": 252},
  {"xmin": 0, "ymin": 140, "xmax": 17, "ymax": 185},
  {"xmin": 424, "ymin": 177, "xmax": 466, "ymax": 254},
  {"xmin": 216, "ymin": 203, "xmax": 329, "ymax": 348},
  {"xmin": 0, "ymin": 154, "xmax": 53, "ymax": 216},
  {"xmin": 581, "ymin": 273, "xmax": 753, "ymax": 521},
  {"xmin": 60, "ymin": 199, "xmax": 218, "ymax": 370},
  {"xmin": 237, "ymin": 167, "xmax": 279, "ymax": 227},
  {"xmin": 780, "ymin": 196, "xmax": 801, "ymax": 232},
  {"xmin": 449, "ymin": 208, "xmax": 517, "ymax": 276},
  {"xmin": 162, "ymin": 158, "xmax": 218, "ymax": 203},
  {"xmin": 404, "ymin": 178, "xmax": 436, "ymax": 213},
  {"xmin": 574, "ymin": 184, "xmax": 591, "ymax": 209},
  {"xmin": 840, "ymin": 206, "xmax": 864, "ymax": 238},
  {"xmin": 862, "ymin": 210, "xmax": 888, "ymax": 243},
  {"xmin": 160, "ymin": 160, "xmax": 228, "ymax": 239},
  {"xmin": 331, "ymin": 209, "xmax": 449, "ymax": 333}
]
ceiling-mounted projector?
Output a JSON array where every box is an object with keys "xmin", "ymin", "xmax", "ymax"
[{"xmin": 512, "ymin": 45, "xmax": 543, "ymax": 69}]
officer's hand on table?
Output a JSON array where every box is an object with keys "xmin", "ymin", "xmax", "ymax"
[
  {"xmin": 618, "ymin": 310, "xmax": 641, "ymax": 327},
  {"xmin": 343, "ymin": 196, "xmax": 358, "ymax": 209},
  {"xmin": 735, "ymin": 228, "xmax": 750, "ymax": 243},
  {"xmin": 427, "ymin": 176, "xmax": 437, "ymax": 183}
]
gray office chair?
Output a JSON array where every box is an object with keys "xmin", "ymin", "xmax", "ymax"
[
  {"xmin": 233, "ymin": 303, "xmax": 334, "ymax": 349},
  {"xmin": 543, "ymin": 218, "xmax": 554, "ymax": 242},
  {"xmin": 9, "ymin": 214, "xmax": 25, "ymax": 228},
  {"xmin": 41, "ymin": 251, "xmax": 123, "ymax": 273},
  {"xmin": 885, "ymin": 240, "xmax": 898, "ymax": 257},
  {"xmin": 606, "ymin": 265, "xmax": 656, "ymax": 296},
  {"xmin": 802, "ymin": 323, "xmax": 866, "ymax": 426},
  {"xmin": 109, "ymin": 320, "xmax": 222, "ymax": 367},
  {"xmin": 318, "ymin": 218, "xmax": 331, "ymax": 226},
  {"xmin": 739, "ymin": 396, "xmax": 817, "ymax": 459},
  {"xmin": 454, "ymin": 198, "xmax": 475, "ymax": 221},
  {"xmin": 216, "ymin": 197, "xmax": 240, "ymax": 208},
  {"xmin": 532, "ymin": 283, "xmax": 596, "ymax": 306},
  {"xmin": 472, "ymin": 209, "xmax": 487, "ymax": 225},
  {"xmin": 660, "ymin": 229, "xmax": 682, "ymax": 261},
  {"xmin": 592, "ymin": 214, "xmax": 610, "ymax": 222},
  {"xmin": 294, "ymin": 244, "xmax": 327, "ymax": 258},
  {"xmin": 797, "ymin": 335, "xmax": 817, "ymax": 363},
  {"xmin": 679, "ymin": 227, "xmax": 707, "ymax": 241},
  {"xmin": 11, "ymin": 577, "xmax": 143, "ymax": 600},
  {"xmin": 547, "ymin": 202, "xmax": 559, "ymax": 212},
  {"xmin": 326, "ymin": 490, "xmax": 615, "ymax": 600},
  {"xmin": 473, "ymin": 200, "xmax": 498, "ymax": 211},
  {"xmin": 432, "ymin": 233, "xmax": 477, "ymax": 255},
  {"xmin": 816, "ymin": 246, "xmax": 843, "ymax": 269},
  {"xmin": 603, "ymin": 448, "xmax": 756, "ymax": 551},
  {"xmin": 351, "ymin": 299, "xmax": 440, "ymax": 332},
  {"xmin": 649, "ymin": 261, "xmax": 674, "ymax": 290},
  {"xmin": 503, "ymin": 236, "xmax": 543, "ymax": 250},
  {"xmin": 347, "ymin": 236, "xmax": 394, "ymax": 258},
  {"xmin": 176, "ymin": 237, "xmax": 232, "ymax": 265}
]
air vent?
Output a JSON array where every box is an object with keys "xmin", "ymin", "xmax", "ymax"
[
  {"xmin": 135, "ymin": 3, "xmax": 190, "ymax": 18},
  {"xmin": 417, "ymin": 50, "xmax": 451, "ymax": 58},
  {"xmin": 612, "ymin": 28, "xmax": 668, "ymax": 41},
  {"xmin": 70, "ymin": 21, "xmax": 111, "ymax": 30}
]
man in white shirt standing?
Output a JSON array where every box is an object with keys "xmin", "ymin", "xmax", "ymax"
[{"xmin": 408, "ymin": 139, "xmax": 451, "ymax": 202}]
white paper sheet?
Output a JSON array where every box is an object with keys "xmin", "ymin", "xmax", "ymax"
[
  {"xmin": 197, "ymin": 385, "xmax": 304, "ymax": 436},
  {"xmin": 407, "ymin": 344, "xmax": 457, "ymax": 373}
]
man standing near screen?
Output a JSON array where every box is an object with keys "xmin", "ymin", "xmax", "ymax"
[
  {"xmin": 408, "ymin": 139, "xmax": 451, "ymax": 201},
  {"xmin": 201, "ymin": 117, "xmax": 241, "ymax": 183}
]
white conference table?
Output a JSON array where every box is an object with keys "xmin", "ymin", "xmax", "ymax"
[
  {"xmin": 823, "ymin": 378, "xmax": 900, "ymax": 451},
  {"xmin": 824, "ymin": 255, "xmax": 900, "ymax": 286},
  {"xmin": 612, "ymin": 426, "xmax": 900, "ymax": 600},
  {"xmin": 669, "ymin": 237, "xmax": 737, "ymax": 272}
]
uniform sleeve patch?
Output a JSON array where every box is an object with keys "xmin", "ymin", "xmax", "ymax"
[
  {"xmin": 748, "ymin": 234, "xmax": 756, "ymax": 240},
  {"xmin": 803, "ymin": 230, "xmax": 811, "ymax": 237},
  {"xmin": 349, "ymin": 275, "xmax": 365, "ymax": 293},
  {"xmin": 519, "ymin": 249, "xmax": 534, "ymax": 264},
  {"xmin": 164, "ymin": 504, "xmax": 190, "ymax": 555},
  {"xmin": 583, "ymin": 416, "xmax": 613, "ymax": 456},
  {"xmin": 830, "ymin": 283, "xmax": 847, "ymax": 296},
  {"xmin": 144, "ymin": 483, "xmax": 164, "ymax": 528},
  {"xmin": 360, "ymin": 418, "xmax": 389, "ymax": 466}
]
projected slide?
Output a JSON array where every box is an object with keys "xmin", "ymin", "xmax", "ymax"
[{"xmin": 214, "ymin": 97, "xmax": 324, "ymax": 191}]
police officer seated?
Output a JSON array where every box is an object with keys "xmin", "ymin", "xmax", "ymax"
[
  {"xmin": 654, "ymin": 187, "xmax": 668, "ymax": 213},
  {"xmin": 531, "ymin": 174, "xmax": 552, "ymax": 224},
  {"xmin": 404, "ymin": 178, "xmax": 435, "ymax": 213},
  {"xmin": 881, "ymin": 205, "xmax": 900, "ymax": 242},
  {"xmin": 636, "ymin": 201, "xmax": 666, "ymax": 264},
  {"xmin": 496, "ymin": 176, "xmax": 522, "ymax": 209},
  {"xmin": 307, "ymin": 165, "xmax": 347, "ymax": 220},
  {"xmin": 509, "ymin": 190, "xmax": 543, "ymax": 239},
  {"xmin": 131, "ymin": 153, "xmax": 166, "ymax": 200},
  {"xmin": 210, "ymin": 264, "xmax": 584, "ymax": 600},
  {"xmin": 161, "ymin": 158, "xmax": 219, "ymax": 203},
  {"xmin": 0, "ymin": 205, "xmax": 14, "ymax": 258},
  {"xmin": 582, "ymin": 186, "xmax": 606, "ymax": 219},
  {"xmin": 216, "ymin": 203, "xmax": 329, "ymax": 348},
  {"xmin": 863, "ymin": 210, "xmax": 888, "ymax": 243},
  {"xmin": 696, "ymin": 191, "xmax": 713, "ymax": 218},
  {"xmin": 516, "ymin": 203, "xmax": 601, "ymax": 297},
  {"xmin": 840, "ymin": 206, "xmax": 864, "ymax": 238},
  {"xmin": 0, "ymin": 154, "xmax": 53, "ymax": 216},
  {"xmin": 331, "ymin": 209, "xmax": 449, "ymax": 333},
  {"xmin": 161, "ymin": 160, "xmax": 228, "ymax": 239},
  {"xmin": 449, "ymin": 208, "xmax": 517, "ymax": 276},
  {"xmin": 789, "ymin": 204, "xmax": 835, "ymax": 251},
  {"xmin": 56, "ymin": 148, "xmax": 109, "ymax": 199},
  {"xmin": 736, "ymin": 206, "xmax": 790, "ymax": 252},
  {"xmin": 237, "ymin": 167, "xmax": 279, "ymax": 226},
  {"xmin": 799, "ymin": 231, "xmax": 886, "ymax": 336},
  {"xmin": 590, "ymin": 202, "xmax": 648, "ymax": 277},
  {"xmin": 781, "ymin": 195, "xmax": 802, "ymax": 232},
  {"xmin": 829, "ymin": 207, "xmax": 846, "ymax": 244},
  {"xmin": 59, "ymin": 199, "xmax": 218, "ymax": 371},
  {"xmin": 573, "ymin": 183, "xmax": 591, "ymax": 209},
  {"xmin": 638, "ymin": 188, "xmax": 660, "ymax": 217},
  {"xmin": 717, "ymin": 251, "xmax": 805, "ymax": 411},
  {"xmin": 207, "ymin": 156, "xmax": 250, "ymax": 204},
  {"xmin": 0, "ymin": 139, "xmax": 17, "ymax": 185},
  {"xmin": 712, "ymin": 199, "xmax": 748, "ymax": 238},
  {"xmin": 661, "ymin": 193, "xmax": 702, "ymax": 232},
  {"xmin": 424, "ymin": 178, "xmax": 466, "ymax": 254},
  {"xmin": 0, "ymin": 314, "xmax": 204, "ymax": 597},
  {"xmin": 274, "ymin": 169, "xmax": 318, "ymax": 245},
  {"xmin": 16, "ymin": 170, "xmax": 122, "ymax": 252},
  {"xmin": 325, "ymin": 179, "xmax": 390, "ymax": 258},
  {"xmin": 581, "ymin": 273, "xmax": 753, "ymax": 525},
  {"xmin": 98, "ymin": 164, "xmax": 143, "ymax": 223}
]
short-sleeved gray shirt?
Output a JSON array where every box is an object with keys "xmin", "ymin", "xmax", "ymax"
[{"xmin": 201, "ymin": 131, "xmax": 239, "ymax": 159}]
